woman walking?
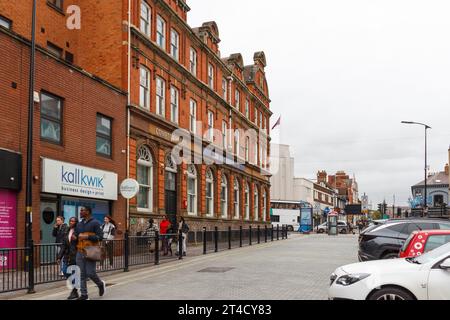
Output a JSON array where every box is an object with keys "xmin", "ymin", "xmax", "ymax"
[
  {"xmin": 101, "ymin": 215, "xmax": 117, "ymax": 267},
  {"xmin": 57, "ymin": 217, "xmax": 79, "ymax": 300},
  {"xmin": 176, "ymin": 217, "xmax": 189, "ymax": 257}
]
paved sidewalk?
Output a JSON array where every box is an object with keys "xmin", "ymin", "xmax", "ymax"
[{"xmin": 10, "ymin": 234, "xmax": 358, "ymax": 300}]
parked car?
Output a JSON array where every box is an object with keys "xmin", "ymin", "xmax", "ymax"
[
  {"xmin": 358, "ymin": 219, "xmax": 450, "ymax": 261},
  {"xmin": 329, "ymin": 242, "xmax": 450, "ymax": 300},
  {"xmin": 399, "ymin": 230, "xmax": 450, "ymax": 258},
  {"xmin": 317, "ymin": 221, "xmax": 349, "ymax": 234}
]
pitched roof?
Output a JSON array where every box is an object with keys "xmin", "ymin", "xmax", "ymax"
[{"xmin": 413, "ymin": 171, "xmax": 449, "ymax": 187}]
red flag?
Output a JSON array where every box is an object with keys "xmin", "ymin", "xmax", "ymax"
[{"xmin": 271, "ymin": 116, "xmax": 281, "ymax": 130}]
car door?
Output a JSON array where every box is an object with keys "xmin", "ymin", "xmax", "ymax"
[{"xmin": 427, "ymin": 256, "xmax": 450, "ymax": 299}]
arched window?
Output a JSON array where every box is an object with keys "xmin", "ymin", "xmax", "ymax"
[
  {"xmin": 187, "ymin": 165, "xmax": 197, "ymax": 215},
  {"xmin": 262, "ymin": 189, "xmax": 267, "ymax": 222},
  {"xmin": 205, "ymin": 169, "xmax": 214, "ymax": 217},
  {"xmin": 221, "ymin": 174, "xmax": 228, "ymax": 219},
  {"xmin": 137, "ymin": 146, "xmax": 153, "ymax": 212},
  {"xmin": 244, "ymin": 182, "xmax": 250, "ymax": 220},
  {"xmin": 234, "ymin": 178, "xmax": 240, "ymax": 219},
  {"xmin": 254, "ymin": 185, "xmax": 259, "ymax": 221}
]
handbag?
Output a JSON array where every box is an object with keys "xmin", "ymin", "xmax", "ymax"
[{"xmin": 83, "ymin": 245, "xmax": 104, "ymax": 262}]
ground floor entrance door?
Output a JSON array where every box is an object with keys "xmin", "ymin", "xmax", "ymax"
[{"xmin": 165, "ymin": 170, "xmax": 177, "ymax": 228}]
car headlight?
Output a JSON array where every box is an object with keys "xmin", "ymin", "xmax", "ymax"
[{"xmin": 335, "ymin": 273, "xmax": 370, "ymax": 286}]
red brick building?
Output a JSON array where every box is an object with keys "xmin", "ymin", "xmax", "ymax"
[
  {"xmin": 0, "ymin": 26, "xmax": 127, "ymax": 246},
  {"xmin": 0, "ymin": 0, "xmax": 271, "ymax": 238}
]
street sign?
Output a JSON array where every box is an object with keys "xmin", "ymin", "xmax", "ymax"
[{"xmin": 120, "ymin": 179, "xmax": 140, "ymax": 199}]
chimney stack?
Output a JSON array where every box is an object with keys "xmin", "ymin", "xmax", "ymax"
[{"xmin": 445, "ymin": 163, "xmax": 449, "ymax": 175}]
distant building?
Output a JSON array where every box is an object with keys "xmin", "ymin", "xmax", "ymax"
[
  {"xmin": 327, "ymin": 171, "xmax": 360, "ymax": 204},
  {"xmin": 411, "ymin": 163, "xmax": 449, "ymax": 208}
]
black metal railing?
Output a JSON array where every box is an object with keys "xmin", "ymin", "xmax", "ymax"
[{"xmin": 0, "ymin": 225, "xmax": 286, "ymax": 294}]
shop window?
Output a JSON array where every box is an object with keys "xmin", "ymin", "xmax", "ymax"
[
  {"xmin": 96, "ymin": 114, "xmax": 112, "ymax": 157},
  {"xmin": 40, "ymin": 92, "xmax": 62, "ymax": 144}
]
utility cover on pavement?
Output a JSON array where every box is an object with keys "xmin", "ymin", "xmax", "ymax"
[{"xmin": 198, "ymin": 267, "xmax": 235, "ymax": 273}]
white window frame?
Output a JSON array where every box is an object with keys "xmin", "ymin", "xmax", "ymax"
[
  {"xmin": 234, "ymin": 130, "xmax": 240, "ymax": 157},
  {"xmin": 206, "ymin": 169, "xmax": 214, "ymax": 217},
  {"xmin": 156, "ymin": 15, "xmax": 166, "ymax": 50},
  {"xmin": 245, "ymin": 183, "xmax": 250, "ymax": 220},
  {"xmin": 235, "ymin": 89, "xmax": 240, "ymax": 110},
  {"xmin": 245, "ymin": 136, "xmax": 250, "ymax": 162},
  {"xmin": 262, "ymin": 190, "xmax": 267, "ymax": 222},
  {"xmin": 140, "ymin": 1, "xmax": 151, "ymax": 37},
  {"xmin": 245, "ymin": 100, "xmax": 250, "ymax": 118},
  {"xmin": 221, "ymin": 175, "xmax": 228, "ymax": 219},
  {"xmin": 187, "ymin": 165, "xmax": 198, "ymax": 216},
  {"xmin": 170, "ymin": 86, "xmax": 179, "ymax": 124},
  {"xmin": 190, "ymin": 99, "xmax": 197, "ymax": 134},
  {"xmin": 0, "ymin": 16, "xmax": 12, "ymax": 30},
  {"xmin": 189, "ymin": 48, "xmax": 197, "ymax": 76},
  {"xmin": 222, "ymin": 78, "xmax": 227, "ymax": 100},
  {"xmin": 156, "ymin": 77, "xmax": 165, "ymax": 117},
  {"xmin": 139, "ymin": 66, "xmax": 150, "ymax": 110},
  {"xmin": 234, "ymin": 178, "xmax": 240, "ymax": 220},
  {"xmin": 170, "ymin": 29, "xmax": 179, "ymax": 61},
  {"xmin": 222, "ymin": 121, "xmax": 227, "ymax": 149},
  {"xmin": 254, "ymin": 186, "xmax": 259, "ymax": 221},
  {"xmin": 207, "ymin": 111, "xmax": 214, "ymax": 142},
  {"xmin": 208, "ymin": 63, "xmax": 214, "ymax": 89},
  {"xmin": 137, "ymin": 146, "xmax": 153, "ymax": 213}
]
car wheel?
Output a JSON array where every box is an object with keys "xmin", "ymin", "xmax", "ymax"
[
  {"xmin": 382, "ymin": 252, "xmax": 398, "ymax": 259},
  {"xmin": 340, "ymin": 229, "xmax": 347, "ymax": 234},
  {"xmin": 368, "ymin": 287, "xmax": 414, "ymax": 301},
  {"xmin": 288, "ymin": 226, "xmax": 294, "ymax": 232},
  {"xmin": 317, "ymin": 229, "xmax": 324, "ymax": 234}
]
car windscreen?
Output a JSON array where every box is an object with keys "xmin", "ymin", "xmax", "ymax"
[
  {"xmin": 401, "ymin": 233, "xmax": 416, "ymax": 252},
  {"xmin": 414, "ymin": 242, "xmax": 450, "ymax": 264},
  {"xmin": 438, "ymin": 223, "xmax": 450, "ymax": 230}
]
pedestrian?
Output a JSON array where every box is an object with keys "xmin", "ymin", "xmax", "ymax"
[
  {"xmin": 57, "ymin": 217, "xmax": 79, "ymax": 300},
  {"xmin": 159, "ymin": 215, "xmax": 171, "ymax": 256},
  {"xmin": 100, "ymin": 215, "xmax": 116, "ymax": 267},
  {"xmin": 144, "ymin": 218, "xmax": 159, "ymax": 253},
  {"xmin": 53, "ymin": 216, "xmax": 68, "ymax": 276},
  {"xmin": 74, "ymin": 206, "xmax": 106, "ymax": 300},
  {"xmin": 176, "ymin": 217, "xmax": 189, "ymax": 257}
]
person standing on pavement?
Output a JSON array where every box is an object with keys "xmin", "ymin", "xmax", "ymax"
[
  {"xmin": 176, "ymin": 217, "xmax": 189, "ymax": 257},
  {"xmin": 159, "ymin": 215, "xmax": 171, "ymax": 256},
  {"xmin": 100, "ymin": 215, "xmax": 116, "ymax": 267},
  {"xmin": 57, "ymin": 217, "xmax": 79, "ymax": 300},
  {"xmin": 74, "ymin": 206, "xmax": 106, "ymax": 300},
  {"xmin": 144, "ymin": 218, "xmax": 159, "ymax": 253},
  {"xmin": 53, "ymin": 216, "xmax": 68, "ymax": 276}
]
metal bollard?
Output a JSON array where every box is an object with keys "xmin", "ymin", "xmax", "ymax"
[
  {"xmin": 203, "ymin": 227, "xmax": 207, "ymax": 255},
  {"xmin": 285, "ymin": 226, "xmax": 289, "ymax": 239},
  {"xmin": 277, "ymin": 225, "xmax": 280, "ymax": 240},
  {"xmin": 271, "ymin": 225, "xmax": 274, "ymax": 242},
  {"xmin": 265, "ymin": 225, "xmax": 268, "ymax": 243},
  {"xmin": 257, "ymin": 225, "xmax": 261, "ymax": 244},
  {"xmin": 178, "ymin": 230, "xmax": 183, "ymax": 260},
  {"xmin": 239, "ymin": 226, "xmax": 243, "ymax": 247},
  {"xmin": 214, "ymin": 227, "xmax": 218, "ymax": 253},
  {"xmin": 124, "ymin": 231, "xmax": 129, "ymax": 272},
  {"xmin": 249, "ymin": 226, "xmax": 252, "ymax": 246},
  {"xmin": 282, "ymin": 225, "xmax": 285, "ymax": 240},
  {"xmin": 154, "ymin": 231, "xmax": 160, "ymax": 265},
  {"xmin": 228, "ymin": 226, "xmax": 232, "ymax": 250},
  {"xmin": 27, "ymin": 240, "xmax": 35, "ymax": 294}
]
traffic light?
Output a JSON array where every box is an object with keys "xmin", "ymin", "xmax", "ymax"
[{"xmin": 377, "ymin": 203, "xmax": 382, "ymax": 212}]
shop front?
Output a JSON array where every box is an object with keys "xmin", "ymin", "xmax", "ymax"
[{"xmin": 40, "ymin": 158, "xmax": 118, "ymax": 244}]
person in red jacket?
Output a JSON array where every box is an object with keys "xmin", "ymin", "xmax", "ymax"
[{"xmin": 159, "ymin": 215, "xmax": 171, "ymax": 256}]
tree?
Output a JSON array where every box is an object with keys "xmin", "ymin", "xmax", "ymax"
[{"xmin": 370, "ymin": 211, "xmax": 382, "ymax": 220}]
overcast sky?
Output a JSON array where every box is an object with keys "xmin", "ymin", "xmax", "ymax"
[{"xmin": 188, "ymin": 0, "xmax": 450, "ymax": 207}]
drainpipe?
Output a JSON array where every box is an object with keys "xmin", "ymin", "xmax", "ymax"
[{"xmin": 126, "ymin": 0, "xmax": 132, "ymax": 233}]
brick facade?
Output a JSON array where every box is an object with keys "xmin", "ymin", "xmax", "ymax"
[
  {"xmin": 0, "ymin": 0, "xmax": 272, "ymax": 237},
  {"xmin": 0, "ymin": 29, "xmax": 127, "ymax": 246}
]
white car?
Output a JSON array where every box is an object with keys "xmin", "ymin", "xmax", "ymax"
[{"xmin": 328, "ymin": 242, "xmax": 450, "ymax": 300}]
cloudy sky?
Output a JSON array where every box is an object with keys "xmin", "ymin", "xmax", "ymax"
[{"xmin": 188, "ymin": 0, "xmax": 450, "ymax": 207}]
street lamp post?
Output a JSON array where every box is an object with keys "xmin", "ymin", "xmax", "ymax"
[
  {"xmin": 25, "ymin": 0, "xmax": 37, "ymax": 294},
  {"xmin": 401, "ymin": 121, "xmax": 432, "ymax": 217}
]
